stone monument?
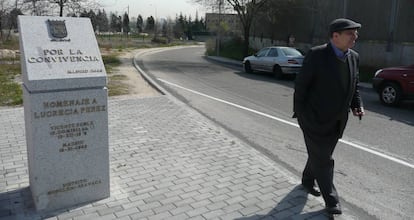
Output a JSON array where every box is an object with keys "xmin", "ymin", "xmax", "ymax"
[{"xmin": 18, "ymin": 16, "xmax": 109, "ymax": 212}]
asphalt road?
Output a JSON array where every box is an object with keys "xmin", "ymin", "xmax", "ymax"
[{"xmin": 136, "ymin": 45, "xmax": 414, "ymax": 220}]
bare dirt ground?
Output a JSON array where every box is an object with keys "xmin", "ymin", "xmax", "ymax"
[{"xmin": 109, "ymin": 49, "xmax": 161, "ymax": 98}]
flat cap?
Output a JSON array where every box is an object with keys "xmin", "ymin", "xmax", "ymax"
[{"xmin": 329, "ymin": 18, "xmax": 361, "ymax": 33}]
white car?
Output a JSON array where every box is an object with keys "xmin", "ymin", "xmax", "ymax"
[{"xmin": 243, "ymin": 46, "xmax": 304, "ymax": 79}]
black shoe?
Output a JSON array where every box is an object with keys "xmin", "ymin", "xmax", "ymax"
[
  {"xmin": 326, "ymin": 204, "xmax": 342, "ymax": 215},
  {"xmin": 301, "ymin": 184, "xmax": 321, "ymax": 197}
]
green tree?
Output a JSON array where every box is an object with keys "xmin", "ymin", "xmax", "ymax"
[
  {"xmin": 96, "ymin": 9, "xmax": 109, "ymax": 32},
  {"xmin": 122, "ymin": 12, "xmax": 130, "ymax": 34},
  {"xmin": 145, "ymin": 16, "xmax": 155, "ymax": 32},
  {"xmin": 192, "ymin": 11, "xmax": 206, "ymax": 33},
  {"xmin": 87, "ymin": 9, "xmax": 97, "ymax": 31},
  {"xmin": 136, "ymin": 14, "xmax": 143, "ymax": 33},
  {"xmin": 110, "ymin": 13, "xmax": 121, "ymax": 32},
  {"xmin": 174, "ymin": 13, "xmax": 186, "ymax": 38}
]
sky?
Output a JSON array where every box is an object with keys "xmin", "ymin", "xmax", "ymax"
[{"xmin": 100, "ymin": 0, "xmax": 207, "ymax": 20}]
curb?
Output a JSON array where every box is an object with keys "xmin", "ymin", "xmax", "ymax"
[
  {"xmin": 132, "ymin": 50, "xmax": 170, "ymax": 96},
  {"xmin": 205, "ymin": 56, "xmax": 243, "ymax": 68}
]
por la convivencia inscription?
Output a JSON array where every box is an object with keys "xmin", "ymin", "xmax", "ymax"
[
  {"xmin": 19, "ymin": 15, "xmax": 109, "ymax": 212},
  {"xmin": 28, "ymin": 49, "xmax": 100, "ymax": 65},
  {"xmin": 27, "ymin": 48, "xmax": 104, "ymax": 75}
]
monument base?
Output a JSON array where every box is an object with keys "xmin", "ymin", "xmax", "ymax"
[{"xmin": 23, "ymin": 87, "xmax": 109, "ymax": 212}]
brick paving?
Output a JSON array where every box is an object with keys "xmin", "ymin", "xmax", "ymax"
[{"xmin": 0, "ymin": 95, "xmax": 355, "ymax": 220}]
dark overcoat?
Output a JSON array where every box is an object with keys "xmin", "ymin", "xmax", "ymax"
[{"xmin": 293, "ymin": 43, "xmax": 363, "ymax": 138}]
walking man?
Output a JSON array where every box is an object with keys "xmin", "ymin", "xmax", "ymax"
[{"xmin": 293, "ymin": 18, "xmax": 365, "ymax": 215}]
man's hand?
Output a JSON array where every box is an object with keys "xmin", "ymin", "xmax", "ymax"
[{"xmin": 352, "ymin": 107, "xmax": 365, "ymax": 119}]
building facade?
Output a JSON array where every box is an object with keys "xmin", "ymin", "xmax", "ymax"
[{"xmin": 205, "ymin": 13, "xmax": 242, "ymax": 36}]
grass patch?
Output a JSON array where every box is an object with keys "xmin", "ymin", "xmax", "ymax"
[
  {"xmin": 108, "ymin": 75, "xmax": 129, "ymax": 96},
  {"xmin": 0, "ymin": 38, "xmax": 20, "ymax": 50},
  {"xmin": 102, "ymin": 55, "xmax": 122, "ymax": 66},
  {"xmin": 110, "ymin": 74, "xmax": 127, "ymax": 80},
  {"xmin": 102, "ymin": 55, "xmax": 122, "ymax": 74},
  {"xmin": 103, "ymin": 54, "xmax": 129, "ymax": 96},
  {"xmin": 0, "ymin": 64, "xmax": 22, "ymax": 106}
]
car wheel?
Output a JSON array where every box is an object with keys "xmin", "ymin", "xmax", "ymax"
[
  {"xmin": 273, "ymin": 65, "xmax": 283, "ymax": 79},
  {"xmin": 380, "ymin": 82, "xmax": 401, "ymax": 106},
  {"xmin": 244, "ymin": 61, "xmax": 252, "ymax": 73}
]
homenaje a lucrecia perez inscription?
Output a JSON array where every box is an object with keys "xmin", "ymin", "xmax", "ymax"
[{"xmin": 19, "ymin": 15, "xmax": 109, "ymax": 212}]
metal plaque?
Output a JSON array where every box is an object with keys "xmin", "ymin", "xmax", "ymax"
[{"xmin": 48, "ymin": 19, "xmax": 67, "ymax": 39}]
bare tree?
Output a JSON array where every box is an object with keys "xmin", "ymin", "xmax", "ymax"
[
  {"xmin": 22, "ymin": 0, "xmax": 45, "ymax": 15},
  {"xmin": 48, "ymin": 0, "xmax": 100, "ymax": 17},
  {"xmin": 21, "ymin": 0, "xmax": 99, "ymax": 17},
  {"xmin": 0, "ymin": 0, "xmax": 13, "ymax": 41},
  {"xmin": 193, "ymin": 0, "xmax": 269, "ymax": 57},
  {"xmin": 228, "ymin": 0, "xmax": 269, "ymax": 56}
]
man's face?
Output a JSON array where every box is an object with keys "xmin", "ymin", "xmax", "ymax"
[{"xmin": 332, "ymin": 29, "xmax": 359, "ymax": 51}]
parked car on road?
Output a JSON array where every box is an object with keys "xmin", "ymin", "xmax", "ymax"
[
  {"xmin": 243, "ymin": 46, "xmax": 304, "ymax": 79},
  {"xmin": 372, "ymin": 64, "xmax": 414, "ymax": 106}
]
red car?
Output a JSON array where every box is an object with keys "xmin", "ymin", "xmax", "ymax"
[{"xmin": 372, "ymin": 64, "xmax": 414, "ymax": 106}]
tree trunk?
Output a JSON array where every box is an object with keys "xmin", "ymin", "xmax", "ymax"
[
  {"xmin": 242, "ymin": 24, "xmax": 251, "ymax": 57},
  {"xmin": 59, "ymin": 0, "xmax": 64, "ymax": 16},
  {"xmin": 243, "ymin": 33, "xmax": 249, "ymax": 57},
  {"xmin": 0, "ymin": 18, "xmax": 3, "ymax": 41}
]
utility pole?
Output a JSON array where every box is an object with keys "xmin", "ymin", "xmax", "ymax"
[
  {"xmin": 216, "ymin": 0, "xmax": 223, "ymax": 56},
  {"xmin": 343, "ymin": 0, "xmax": 348, "ymax": 18},
  {"xmin": 387, "ymin": 0, "xmax": 399, "ymax": 52}
]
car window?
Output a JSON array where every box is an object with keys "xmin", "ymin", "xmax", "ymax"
[
  {"xmin": 267, "ymin": 48, "xmax": 278, "ymax": 57},
  {"xmin": 281, "ymin": 47, "xmax": 302, "ymax": 56},
  {"xmin": 256, "ymin": 48, "xmax": 269, "ymax": 57}
]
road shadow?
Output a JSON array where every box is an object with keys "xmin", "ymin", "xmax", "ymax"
[
  {"xmin": 360, "ymin": 91, "xmax": 414, "ymax": 126},
  {"xmin": 0, "ymin": 187, "xmax": 37, "ymax": 218},
  {"xmin": 235, "ymin": 185, "xmax": 335, "ymax": 220},
  {"xmin": 233, "ymin": 70, "xmax": 296, "ymax": 87},
  {"xmin": 234, "ymin": 68, "xmax": 414, "ymax": 127},
  {"xmin": 203, "ymin": 56, "xmax": 296, "ymax": 85},
  {"xmin": 0, "ymin": 187, "xmax": 101, "ymax": 219},
  {"xmin": 206, "ymin": 56, "xmax": 413, "ymax": 126}
]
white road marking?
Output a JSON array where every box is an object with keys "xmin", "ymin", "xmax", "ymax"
[{"xmin": 158, "ymin": 78, "xmax": 414, "ymax": 169}]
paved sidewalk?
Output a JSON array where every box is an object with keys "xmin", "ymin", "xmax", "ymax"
[{"xmin": 0, "ymin": 94, "xmax": 357, "ymax": 220}]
